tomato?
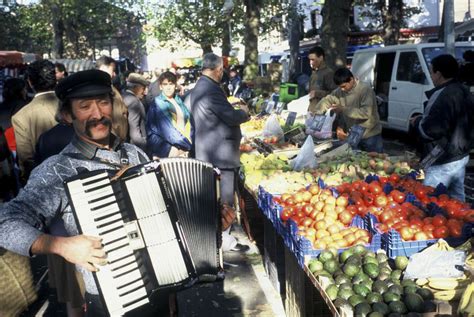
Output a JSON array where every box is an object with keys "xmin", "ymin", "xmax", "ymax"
[
  {"xmin": 369, "ymin": 182, "xmax": 383, "ymax": 195},
  {"xmin": 414, "ymin": 231, "xmax": 429, "ymax": 241},
  {"xmin": 465, "ymin": 210, "xmax": 474, "ymax": 223},
  {"xmin": 400, "ymin": 226, "xmax": 414, "ymax": 241},
  {"xmin": 389, "ymin": 190, "xmax": 406, "ymax": 204},
  {"xmin": 409, "ymin": 217, "xmax": 424, "ymax": 228},
  {"xmin": 414, "ymin": 187, "xmax": 427, "ymax": 199},
  {"xmin": 448, "ymin": 224, "xmax": 462, "ymax": 238},
  {"xmin": 433, "ymin": 226, "xmax": 449, "ymax": 239},
  {"xmin": 389, "ymin": 173, "xmax": 400, "ymax": 184},
  {"xmin": 423, "ymin": 217, "xmax": 433, "ymax": 224},
  {"xmin": 432, "ymin": 215, "xmax": 447, "ymax": 227},
  {"xmin": 346, "ymin": 205, "xmax": 357, "ymax": 215},
  {"xmin": 364, "ymin": 193, "xmax": 375, "ymax": 206},
  {"xmin": 379, "ymin": 210, "xmax": 393, "ymax": 223},
  {"xmin": 338, "ymin": 211, "xmax": 353, "ymax": 225},
  {"xmin": 375, "ymin": 194, "xmax": 388, "ymax": 208},
  {"xmin": 423, "ymin": 224, "xmax": 435, "ymax": 232},
  {"xmin": 379, "ymin": 176, "xmax": 389, "ymax": 186}
]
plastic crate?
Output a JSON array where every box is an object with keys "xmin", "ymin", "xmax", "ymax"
[
  {"xmin": 293, "ymin": 216, "xmax": 382, "ymax": 267},
  {"xmin": 381, "ymin": 223, "xmax": 472, "ymax": 258}
]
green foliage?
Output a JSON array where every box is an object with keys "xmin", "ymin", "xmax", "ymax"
[{"xmin": 1, "ymin": 0, "xmax": 144, "ymax": 59}]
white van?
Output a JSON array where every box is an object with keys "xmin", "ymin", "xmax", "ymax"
[{"xmin": 351, "ymin": 42, "xmax": 474, "ymax": 132}]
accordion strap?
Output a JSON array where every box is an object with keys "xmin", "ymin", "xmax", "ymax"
[{"xmin": 62, "ymin": 146, "xmax": 130, "ymax": 170}]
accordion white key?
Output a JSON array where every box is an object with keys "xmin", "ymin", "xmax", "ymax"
[{"xmin": 65, "ymin": 158, "xmax": 222, "ymax": 316}]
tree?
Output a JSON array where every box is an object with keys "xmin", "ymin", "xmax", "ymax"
[
  {"xmin": 320, "ymin": 0, "xmax": 353, "ymax": 69},
  {"xmin": 243, "ymin": 0, "xmax": 261, "ymax": 82},
  {"xmin": 355, "ymin": 0, "xmax": 421, "ymax": 45}
]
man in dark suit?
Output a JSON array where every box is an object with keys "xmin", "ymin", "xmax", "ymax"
[
  {"xmin": 122, "ymin": 73, "xmax": 149, "ymax": 151},
  {"xmin": 189, "ymin": 53, "xmax": 250, "ymax": 252}
]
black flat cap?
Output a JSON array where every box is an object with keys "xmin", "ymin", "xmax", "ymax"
[{"xmin": 55, "ymin": 69, "xmax": 112, "ymax": 101}]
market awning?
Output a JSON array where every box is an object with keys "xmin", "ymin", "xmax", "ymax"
[
  {"xmin": 0, "ymin": 51, "xmax": 25, "ymax": 68},
  {"xmin": 51, "ymin": 59, "xmax": 95, "ymax": 74}
]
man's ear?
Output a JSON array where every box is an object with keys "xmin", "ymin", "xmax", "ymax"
[{"xmin": 63, "ymin": 111, "xmax": 73, "ymax": 124}]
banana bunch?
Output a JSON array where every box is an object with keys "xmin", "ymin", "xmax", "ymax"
[
  {"xmin": 416, "ymin": 273, "xmax": 472, "ymax": 301},
  {"xmin": 458, "ymin": 281, "xmax": 474, "ymax": 315}
]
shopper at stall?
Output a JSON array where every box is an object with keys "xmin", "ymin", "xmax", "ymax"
[
  {"xmin": 315, "ymin": 67, "xmax": 383, "ymax": 153},
  {"xmin": 146, "ymin": 71, "xmax": 192, "ymax": 158},
  {"xmin": 55, "ymin": 62, "xmax": 68, "ymax": 81},
  {"xmin": 189, "ymin": 52, "xmax": 250, "ymax": 252},
  {"xmin": 307, "ymin": 46, "xmax": 337, "ymax": 114},
  {"xmin": 410, "ymin": 54, "xmax": 472, "ymax": 201}
]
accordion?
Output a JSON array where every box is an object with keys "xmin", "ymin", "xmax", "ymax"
[{"xmin": 64, "ymin": 158, "xmax": 222, "ymax": 316}]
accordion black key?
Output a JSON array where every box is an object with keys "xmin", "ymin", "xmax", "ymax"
[{"xmin": 64, "ymin": 158, "xmax": 222, "ymax": 316}]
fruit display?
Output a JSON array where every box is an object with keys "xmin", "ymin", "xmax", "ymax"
[
  {"xmin": 313, "ymin": 152, "xmax": 414, "ymax": 186},
  {"xmin": 241, "ymin": 118, "xmax": 267, "ymax": 137},
  {"xmin": 241, "ymin": 153, "xmax": 290, "ymax": 171},
  {"xmin": 255, "ymin": 171, "xmax": 314, "ymax": 195},
  {"xmin": 308, "ymin": 247, "xmax": 436, "ymax": 316},
  {"xmin": 274, "ymin": 184, "xmax": 373, "ymax": 250}
]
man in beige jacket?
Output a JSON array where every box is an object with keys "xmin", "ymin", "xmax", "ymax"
[
  {"xmin": 315, "ymin": 68, "xmax": 383, "ymax": 153},
  {"xmin": 12, "ymin": 60, "xmax": 59, "ymax": 178}
]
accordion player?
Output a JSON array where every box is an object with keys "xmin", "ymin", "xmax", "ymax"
[{"xmin": 64, "ymin": 157, "xmax": 223, "ymax": 316}]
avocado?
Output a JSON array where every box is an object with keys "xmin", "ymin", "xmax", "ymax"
[
  {"xmin": 324, "ymin": 259, "xmax": 340, "ymax": 274},
  {"xmin": 376, "ymin": 252, "xmax": 388, "ymax": 263},
  {"xmin": 403, "ymin": 285, "xmax": 418, "ymax": 294},
  {"xmin": 372, "ymin": 302, "xmax": 390, "ymax": 315},
  {"xmin": 363, "ymin": 263, "xmax": 380, "ymax": 279},
  {"xmin": 339, "ymin": 282, "xmax": 353, "ymax": 292},
  {"xmin": 338, "ymin": 288, "xmax": 355, "ymax": 300},
  {"xmin": 372, "ymin": 280, "xmax": 388, "ymax": 295},
  {"xmin": 363, "ymin": 256, "xmax": 379, "ymax": 266},
  {"xmin": 404, "ymin": 293, "xmax": 425, "ymax": 313},
  {"xmin": 333, "ymin": 297, "xmax": 350, "ymax": 309},
  {"xmin": 401, "ymin": 279, "xmax": 417, "ymax": 288},
  {"xmin": 325, "ymin": 284, "xmax": 339, "ymax": 301},
  {"xmin": 364, "ymin": 251, "xmax": 376, "ymax": 258},
  {"xmin": 344, "ymin": 262, "xmax": 361, "ymax": 277},
  {"xmin": 389, "ymin": 301, "xmax": 407, "ymax": 314},
  {"xmin": 416, "ymin": 288, "xmax": 434, "ymax": 301},
  {"xmin": 346, "ymin": 254, "xmax": 363, "ymax": 266},
  {"xmin": 394, "ymin": 256, "xmax": 409, "ymax": 270},
  {"xmin": 383, "ymin": 291, "xmax": 401, "ymax": 303},
  {"xmin": 390, "ymin": 269, "xmax": 402, "ymax": 281},
  {"xmin": 352, "ymin": 244, "xmax": 367, "ymax": 256},
  {"xmin": 388, "ymin": 284, "xmax": 404, "ymax": 296},
  {"xmin": 353, "ymin": 284, "xmax": 371, "ymax": 297},
  {"xmin": 405, "ymin": 313, "xmax": 421, "ymax": 317},
  {"xmin": 354, "ymin": 302, "xmax": 372, "ymax": 317},
  {"xmin": 340, "ymin": 249, "xmax": 354, "ymax": 263},
  {"xmin": 352, "ymin": 272, "xmax": 371, "ymax": 284},
  {"xmin": 335, "ymin": 274, "xmax": 352, "ymax": 285},
  {"xmin": 319, "ymin": 250, "xmax": 335, "ymax": 263},
  {"xmin": 308, "ymin": 259, "xmax": 324, "ymax": 273},
  {"xmin": 367, "ymin": 312, "xmax": 384, "ymax": 317},
  {"xmin": 366, "ymin": 292, "xmax": 383, "ymax": 304},
  {"xmin": 349, "ymin": 294, "xmax": 366, "ymax": 307}
]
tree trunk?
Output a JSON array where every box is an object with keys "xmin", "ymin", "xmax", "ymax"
[
  {"xmin": 438, "ymin": 0, "xmax": 446, "ymax": 41},
  {"xmin": 49, "ymin": 1, "xmax": 64, "ymax": 58},
  {"xmin": 201, "ymin": 43, "xmax": 213, "ymax": 54},
  {"xmin": 288, "ymin": 0, "xmax": 301, "ymax": 81},
  {"xmin": 243, "ymin": 0, "xmax": 260, "ymax": 83},
  {"xmin": 320, "ymin": 0, "xmax": 352, "ymax": 69},
  {"xmin": 222, "ymin": 20, "xmax": 231, "ymax": 57},
  {"xmin": 384, "ymin": 0, "xmax": 404, "ymax": 45}
]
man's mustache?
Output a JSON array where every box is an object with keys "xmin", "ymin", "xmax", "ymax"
[{"xmin": 85, "ymin": 117, "xmax": 112, "ymax": 137}]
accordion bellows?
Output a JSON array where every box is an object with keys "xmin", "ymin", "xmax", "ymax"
[{"xmin": 65, "ymin": 158, "xmax": 222, "ymax": 316}]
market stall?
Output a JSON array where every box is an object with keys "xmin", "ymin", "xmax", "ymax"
[{"xmin": 238, "ymin": 113, "xmax": 474, "ymax": 317}]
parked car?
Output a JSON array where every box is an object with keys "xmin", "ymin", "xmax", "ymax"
[{"xmin": 351, "ymin": 42, "xmax": 474, "ymax": 132}]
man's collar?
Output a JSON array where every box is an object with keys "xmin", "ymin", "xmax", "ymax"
[
  {"xmin": 71, "ymin": 133, "xmax": 122, "ymax": 159},
  {"xmin": 34, "ymin": 91, "xmax": 55, "ymax": 98},
  {"xmin": 202, "ymin": 74, "xmax": 220, "ymax": 85}
]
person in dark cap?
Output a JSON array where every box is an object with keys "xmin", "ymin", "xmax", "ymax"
[
  {"xmin": 0, "ymin": 69, "xmax": 151, "ymax": 316},
  {"xmin": 122, "ymin": 72, "xmax": 149, "ymax": 151}
]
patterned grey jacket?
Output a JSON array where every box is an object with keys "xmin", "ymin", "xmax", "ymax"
[{"xmin": 0, "ymin": 135, "xmax": 148, "ymax": 295}]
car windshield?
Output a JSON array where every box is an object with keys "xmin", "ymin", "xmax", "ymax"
[{"xmin": 422, "ymin": 46, "xmax": 474, "ymax": 65}]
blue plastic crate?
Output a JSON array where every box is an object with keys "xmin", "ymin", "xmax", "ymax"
[
  {"xmin": 382, "ymin": 223, "xmax": 472, "ymax": 258},
  {"xmin": 292, "ymin": 215, "xmax": 383, "ymax": 268}
]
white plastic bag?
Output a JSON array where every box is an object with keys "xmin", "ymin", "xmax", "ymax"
[
  {"xmin": 262, "ymin": 114, "xmax": 284, "ymax": 140},
  {"xmin": 403, "ymin": 250, "xmax": 466, "ymax": 279},
  {"xmin": 305, "ymin": 109, "xmax": 336, "ymax": 139},
  {"xmin": 290, "ymin": 135, "xmax": 318, "ymax": 171}
]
